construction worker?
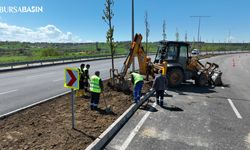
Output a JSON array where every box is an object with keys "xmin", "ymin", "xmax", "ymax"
[
  {"xmin": 131, "ymin": 72, "xmax": 144, "ymax": 103},
  {"xmin": 83, "ymin": 64, "xmax": 90, "ymax": 95},
  {"xmin": 158, "ymin": 60, "xmax": 167, "ymax": 75},
  {"xmin": 146, "ymin": 57, "xmax": 154, "ymax": 81},
  {"xmin": 152, "ymin": 69, "xmax": 168, "ymax": 106},
  {"xmin": 76, "ymin": 64, "xmax": 85, "ymax": 97},
  {"xmin": 89, "ymin": 71, "xmax": 103, "ymax": 110}
]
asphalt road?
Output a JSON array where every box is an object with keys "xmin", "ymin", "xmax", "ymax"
[
  {"xmin": 105, "ymin": 53, "xmax": 250, "ymax": 150},
  {"xmin": 0, "ymin": 57, "xmax": 141, "ymax": 117}
]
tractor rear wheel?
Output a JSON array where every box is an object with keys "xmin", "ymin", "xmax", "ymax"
[{"xmin": 168, "ymin": 68, "xmax": 184, "ymax": 87}]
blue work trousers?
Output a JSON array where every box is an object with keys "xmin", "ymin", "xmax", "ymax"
[
  {"xmin": 90, "ymin": 92, "xmax": 100, "ymax": 108},
  {"xmin": 133, "ymin": 81, "xmax": 143, "ymax": 103}
]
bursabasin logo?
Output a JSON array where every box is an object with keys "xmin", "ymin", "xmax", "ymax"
[{"xmin": 0, "ymin": 6, "xmax": 43, "ymax": 13}]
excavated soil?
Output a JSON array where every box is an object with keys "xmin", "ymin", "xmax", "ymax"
[{"xmin": 0, "ymin": 80, "xmax": 152, "ymax": 150}]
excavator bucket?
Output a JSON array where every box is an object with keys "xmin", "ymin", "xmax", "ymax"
[
  {"xmin": 108, "ymin": 33, "xmax": 148, "ymax": 93},
  {"xmin": 211, "ymin": 70, "xmax": 223, "ymax": 86},
  {"xmin": 188, "ymin": 58, "xmax": 223, "ymax": 87},
  {"xmin": 204, "ymin": 62, "xmax": 223, "ymax": 86},
  {"xmin": 108, "ymin": 69, "xmax": 131, "ymax": 93}
]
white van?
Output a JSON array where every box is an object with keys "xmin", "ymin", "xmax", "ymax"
[{"xmin": 191, "ymin": 49, "xmax": 200, "ymax": 55}]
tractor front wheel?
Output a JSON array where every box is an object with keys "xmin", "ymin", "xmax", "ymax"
[{"xmin": 167, "ymin": 68, "xmax": 184, "ymax": 87}]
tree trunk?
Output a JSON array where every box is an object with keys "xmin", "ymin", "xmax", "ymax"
[{"xmin": 108, "ymin": 4, "xmax": 115, "ymax": 85}]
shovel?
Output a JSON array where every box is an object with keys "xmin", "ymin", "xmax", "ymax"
[{"xmin": 102, "ymin": 93, "xmax": 112, "ymax": 113}]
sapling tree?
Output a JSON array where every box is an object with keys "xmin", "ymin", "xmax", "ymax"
[{"xmin": 102, "ymin": 0, "xmax": 116, "ymax": 82}]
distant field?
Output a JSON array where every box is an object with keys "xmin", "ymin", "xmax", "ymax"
[{"xmin": 0, "ymin": 41, "xmax": 249, "ymax": 64}]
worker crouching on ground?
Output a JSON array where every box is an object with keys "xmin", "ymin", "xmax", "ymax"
[
  {"xmin": 77, "ymin": 63, "xmax": 85, "ymax": 97},
  {"xmin": 152, "ymin": 70, "xmax": 168, "ymax": 106},
  {"xmin": 90, "ymin": 71, "xmax": 103, "ymax": 110},
  {"xmin": 131, "ymin": 72, "xmax": 144, "ymax": 103}
]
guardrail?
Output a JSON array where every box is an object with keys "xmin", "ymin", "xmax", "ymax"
[
  {"xmin": 0, "ymin": 54, "xmax": 127, "ymax": 72},
  {"xmin": 199, "ymin": 50, "xmax": 250, "ymax": 55},
  {"xmin": 187, "ymin": 50, "xmax": 250, "ymax": 57}
]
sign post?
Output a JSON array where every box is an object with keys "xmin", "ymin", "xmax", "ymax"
[
  {"xmin": 71, "ymin": 89, "xmax": 75, "ymax": 129},
  {"xmin": 64, "ymin": 68, "xmax": 79, "ymax": 129}
]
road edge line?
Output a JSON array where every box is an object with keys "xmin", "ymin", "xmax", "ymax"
[
  {"xmin": 85, "ymin": 89, "xmax": 155, "ymax": 150},
  {"xmin": 0, "ymin": 89, "xmax": 18, "ymax": 95},
  {"xmin": 120, "ymin": 102, "xmax": 157, "ymax": 150}
]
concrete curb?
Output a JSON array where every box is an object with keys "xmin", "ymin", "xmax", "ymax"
[
  {"xmin": 85, "ymin": 89, "xmax": 155, "ymax": 150},
  {"xmin": 0, "ymin": 91, "xmax": 70, "ymax": 119}
]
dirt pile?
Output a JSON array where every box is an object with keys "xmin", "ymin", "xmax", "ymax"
[{"xmin": 0, "ymin": 80, "xmax": 152, "ymax": 149}]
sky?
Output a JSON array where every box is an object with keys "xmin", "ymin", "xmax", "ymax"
[{"xmin": 0, "ymin": 0, "xmax": 250, "ymax": 43}]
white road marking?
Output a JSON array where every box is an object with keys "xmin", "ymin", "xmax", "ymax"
[
  {"xmin": 53, "ymin": 78, "xmax": 64, "ymax": 82},
  {"xmin": 227, "ymin": 98, "xmax": 242, "ymax": 119},
  {"xmin": 120, "ymin": 102, "xmax": 157, "ymax": 150},
  {"xmin": 0, "ymin": 91, "xmax": 70, "ymax": 118},
  {"xmin": 221, "ymin": 86, "xmax": 225, "ymax": 89},
  {"xmin": 245, "ymin": 133, "xmax": 250, "ymax": 149},
  {"xmin": 26, "ymin": 72, "xmax": 55, "ymax": 79},
  {"xmin": 0, "ymin": 89, "xmax": 18, "ymax": 95}
]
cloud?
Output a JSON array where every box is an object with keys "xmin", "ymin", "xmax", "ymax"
[{"xmin": 0, "ymin": 22, "xmax": 83, "ymax": 43}]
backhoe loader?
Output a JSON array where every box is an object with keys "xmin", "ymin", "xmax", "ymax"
[
  {"xmin": 109, "ymin": 34, "xmax": 222, "ymax": 91},
  {"xmin": 154, "ymin": 41, "xmax": 223, "ymax": 87}
]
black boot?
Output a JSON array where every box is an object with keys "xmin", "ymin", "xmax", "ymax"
[{"xmin": 160, "ymin": 101, "xmax": 163, "ymax": 106}]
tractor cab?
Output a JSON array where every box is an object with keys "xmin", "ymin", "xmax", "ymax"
[
  {"xmin": 154, "ymin": 41, "xmax": 190, "ymax": 87},
  {"xmin": 154, "ymin": 41, "xmax": 190, "ymax": 70}
]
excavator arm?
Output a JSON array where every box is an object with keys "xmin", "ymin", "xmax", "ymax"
[
  {"xmin": 109, "ymin": 33, "xmax": 166, "ymax": 91},
  {"xmin": 120, "ymin": 33, "xmax": 148, "ymax": 77}
]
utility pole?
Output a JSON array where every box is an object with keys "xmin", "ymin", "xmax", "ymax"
[
  {"xmin": 190, "ymin": 16, "xmax": 210, "ymax": 43},
  {"xmin": 145, "ymin": 11, "xmax": 150, "ymax": 54},
  {"xmin": 175, "ymin": 28, "xmax": 179, "ymax": 41},
  {"xmin": 228, "ymin": 30, "xmax": 231, "ymax": 43},
  {"xmin": 162, "ymin": 20, "xmax": 166, "ymax": 41},
  {"xmin": 185, "ymin": 31, "xmax": 188, "ymax": 42},
  {"xmin": 132, "ymin": 0, "xmax": 134, "ymax": 41},
  {"xmin": 131, "ymin": 0, "xmax": 135, "ymax": 71}
]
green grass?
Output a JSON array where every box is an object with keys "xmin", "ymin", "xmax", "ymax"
[
  {"xmin": 0, "ymin": 41, "xmax": 249, "ymax": 64},
  {"xmin": 0, "ymin": 56, "xmax": 40, "ymax": 64}
]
